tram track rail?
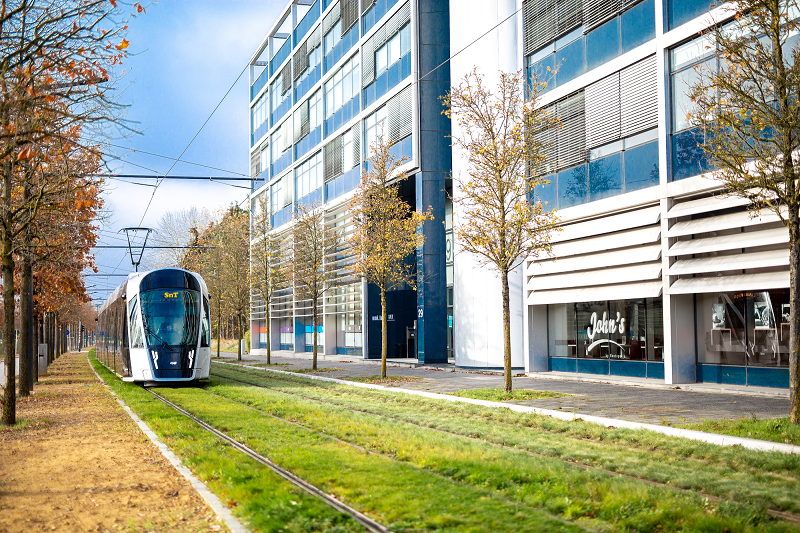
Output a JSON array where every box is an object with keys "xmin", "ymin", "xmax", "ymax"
[
  {"xmin": 210, "ymin": 363, "xmax": 800, "ymax": 526},
  {"xmin": 143, "ymin": 387, "xmax": 391, "ymax": 533}
]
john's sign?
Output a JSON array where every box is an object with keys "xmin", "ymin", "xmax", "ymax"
[{"xmin": 586, "ymin": 311, "xmax": 627, "ymax": 354}]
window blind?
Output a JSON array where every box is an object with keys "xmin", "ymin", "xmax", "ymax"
[
  {"xmin": 250, "ymin": 151, "xmax": 260, "ymax": 177},
  {"xmin": 388, "ymin": 86, "xmax": 412, "ymax": 143},
  {"xmin": 556, "ymin": 0, "xmax": 582, "ymax": 36},
  {"xmin": 341, "ymin": 0, "xmax": 358, "ymax": 35},
  {"xmin": 557, "ymin": 91, "xmax": 586, "ymax": 169},
  {"xmin": 282, "ymin": 120, "xmax": 293, "ymax": 151},
  {"xmin": 323, "ymin": 1, "xmax": 341, "ymax": 35},
  {"xmin": 351, "ymin": 122, "xmax": 361, "ymax": 166},
  {"xmin": 324, "ymin": 135, "xmax": 343, "ymax": 181},
  {"xmin": 281, "ymin": 62, "xmax": 292, "ymax": 95},
  {"xmin": 362, "ymin": 0, "xmax": 376, "ymax": 14},
  {"xmin": 293, "ymin": 41, "xmax": 308, "ymax": 81},
  {"xmin": 585, "ymin": 72, "xmax": 620, "ymax": 149},
  {"xmin": 294, "ymin": 100, "xmax": 310, "ymax": 143},
  {"xmin": 583, "ymin": 0, "xmax": 619, "ymax": 31},
  {"xmin": 362, "ymin": 1, "xmax": 411, "ymax": 88},
  {"xmin": 620, "ymin": 55, "xmax": 657, "ymax": 137},
  {"xmin": 308, "ymin": 26, "xmax": 321, "ymax": 51},
  {"xmin": 522, "ymin": 0, "xmax": 556, "ymax": 56}
]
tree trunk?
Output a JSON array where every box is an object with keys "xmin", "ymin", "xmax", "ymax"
[
  {"xmin": 312, "ymin": 298, "xmax": 318, "ymax": 371},
  {"xmin": 502, "ymin": 269, "xmax": 512, "ymax": 393},
  {"xmin": 216, "ymin": 294, "xmax": 221, "ymax": 359},
  {"xmin": 381, "ymin": 287, "xmax": 387, "ymax": 379},
  {"xmin": 2, "ymin": 231, "xmax": 16, "ymax": 425},
  {"xmin": 266, "ymin": 300, "xmax": 272, "ymax": 365},
  {"xmin": 237, "ymin": 313, "xmax": 242, "ymax": 361},
  {"xmin": 33, "ymin": 314, "xmax": 38, "ymax": 383},
  {"xmin": 790, "ymin": 213, "xmax": 800, "ymax": 423},
  {"xmin": 18, "ymin": 258, "xmax": 31, "ymax": 397}
]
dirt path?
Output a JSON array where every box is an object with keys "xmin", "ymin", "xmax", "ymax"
[{"xmin": 0, "ymin": 351, "xmax": 227, "ymax": 532}]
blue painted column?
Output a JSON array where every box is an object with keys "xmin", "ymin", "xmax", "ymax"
[{"xmin": 415, "ymin": 0, "xmax": 451, "ymax": 364}]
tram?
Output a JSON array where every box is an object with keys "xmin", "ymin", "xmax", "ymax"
[{"xmin": 96, "ymin": 268, "xmax": 212, "ymax": 383}]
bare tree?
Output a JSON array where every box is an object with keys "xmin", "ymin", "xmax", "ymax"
[
  {"xmin": 251, "ymin": 196, "xmax": 285, "ymax": 364},
  {"xmin": 443, "ymin": 68, "xmax": 561, "ymax": 393},
  {"xmin": 290, "ymin": 202, "xmax": 340, "ymax": 370},
  {"xmin": 688, "ymin": 0, "xmax": 800, "ymax": 421},
  {"xmin": 349, "ymin": 134, "xmax": 431, "ymax": 378},
  {"xmin": 145, "ymin": 207, "xmax": 210, "ymax": 269}
]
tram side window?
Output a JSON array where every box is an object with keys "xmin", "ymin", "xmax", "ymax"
[
  {"xmin": 129, "ymin": 296, "xmax": 144, "ymax": 349},
  {"xmin": 201, "ymin": 296, "xmax": 211, "ymax": 348}
]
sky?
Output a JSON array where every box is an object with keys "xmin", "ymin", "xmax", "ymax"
[{"xmin": 88, "ymin": 0, "xmax": 284, "ymax": 305}]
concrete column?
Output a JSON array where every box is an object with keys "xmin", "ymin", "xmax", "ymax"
[
  {"xmin": 526, "ymin": 304, "xmax": 549, "ymax": 372},
  {"xmin": 324, "ymin": 314, "xmax": 337, "ymax": 355}
]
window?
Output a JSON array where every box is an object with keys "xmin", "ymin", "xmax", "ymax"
[
  {"xmin": 324, "ymin": 19, "xmax": 342, "ymax": 55},
  {"xmin": 364, "ymin": 106, "xmax": 387, "ymax": 157},
  {"xmin": 272, "ymin": 124, "xmax": 285, "ymax": 162},
  {"xmin": 271, "ymin": 71, "xmax": 285, "ymax": 113},
  {"xmin": 295, "ymin": 151, "xmax": 323, "ymax": 199},
  {"xmin": 201, "ymin": 296, "xmax": 210, "ymax": 348},
  {"xmin": 260, "ymin": 145, "xmax": 269, "ymax": 173},
  {"xmin": 252, "ymin": 92, "xmax": 268, "ymax": 133},
  {"xmin": 309, "ymin": 89, "xmax": 322, "ymax": 130},
  {"xmin": 375, "ymin": 23, "xmax": 410, "ymax": 76},
  {"xmin": 271, "ymin": 180, "xmax": 283, "ymax": 214},
  {"xmin": 129, "ymin": 296, "xmax": 144, "ymax": 349},
  {"xmin": 325, "ymin": 54, "xmax": 360, "ymax": 118},
  {"xmin": 342, "ymin": 129, "xmax": 356, "ymax": 171},
  {"xmin": 667, "ymin": 0, "xmax": 716, "ymax": 31}
]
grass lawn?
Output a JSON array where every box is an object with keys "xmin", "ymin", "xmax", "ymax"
[
  {"xmin": 448, "ymin": 387, "xmax": 568, "ymax": 402},
  {"xmin": 208, "ymin": 363, "xmax": 800, "ymax": 531},
  {"xmin": 344, "ymin": 375, "xmax": 425, "ymax": 384},
  {"xmin": 89, "ymin": 351, "xmax": 366, "ymax": 533},
  {"xmin": 287, "ymin": 368, "xmax": 344, "ymax": 374},
  {"xmin": 679, "ymin": 416, "xmax": 800, "ymax": 445}
]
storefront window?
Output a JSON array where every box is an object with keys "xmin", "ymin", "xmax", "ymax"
[
  {"xmin": 549, "ymin": 298, "xmax": 663, "ymax": 361},
  {"xmin": 696, "ymin": 290, "xmax": 789, "ymax": 367}
]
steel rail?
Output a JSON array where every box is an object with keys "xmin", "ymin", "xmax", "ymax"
[
  {"xmin": 211, "ymin": 364, "xmax": 800, "ymax": 526},
  {"xmin": 143, "ymin": 388, "xmax": 391, "ymax": 533}
]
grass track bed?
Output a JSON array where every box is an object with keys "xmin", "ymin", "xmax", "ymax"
[
  {"xmin": 89, "ymin": 354, "xmax": 368, "ymax": 533},
  {"xmin": 209, "ymin": 363, "xmax": 800, "ymax": 531}
]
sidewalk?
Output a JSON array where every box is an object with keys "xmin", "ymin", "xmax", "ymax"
[
  {"xmin": 0, "ymin": 351, "xmax": 227, "ymax": 533},
  {"xmin": 222, "ymin": 350, "xmax": 789, "ymax": 426}
]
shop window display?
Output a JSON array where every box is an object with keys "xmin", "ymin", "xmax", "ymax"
[
  {"xmin": 696, "ymin": 290, "xmax": 789, "ymax": 367},
  {"xmin": 548, "ymin": 298, "xmax": 663, "ymax": 361}
]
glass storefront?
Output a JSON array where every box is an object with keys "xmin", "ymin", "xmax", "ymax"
[
  {"xmin": 696, "ymin": 290, "xmax": 789, "ymax": 368},
  {"xmin": 548, "ymin": 298, "xmax": 664, "ymax": 361}
]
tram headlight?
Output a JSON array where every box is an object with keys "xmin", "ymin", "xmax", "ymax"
[
  {"xmin": 151, "ymin": 349, "xmax": 159, "ymax": 369},
  {"xmin": 188, "ymin": 350, "xmax": 195, "ymax": 368}
]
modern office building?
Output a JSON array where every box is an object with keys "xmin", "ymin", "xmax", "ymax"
[
  {"xmin": 248, "ymin": 0, "xmax": 452, "ymax": 363},
  {"xmin": 251, "ymin": 0, "xmax": 791, "ymax": 388}
]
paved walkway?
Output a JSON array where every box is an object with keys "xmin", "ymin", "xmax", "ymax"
[{"xmin": 218, "ymin": 350, "xmax": 789, "ymax": 425}]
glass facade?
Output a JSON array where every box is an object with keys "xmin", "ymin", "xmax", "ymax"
[
  {"xmin": 696, "ymin": 291, "xmax": 790, "ymax": 368},
  {"xmin": 527, "ymin": 0, "xmax": 655, "ymax": 93},
  {"xmin": 548, "ymin": 298, "xmax": 664, "ymax": 361}
]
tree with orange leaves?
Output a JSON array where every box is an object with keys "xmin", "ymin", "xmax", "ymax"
[{"xmin": 0, "ymin": 1, "xmax": 143, "ymax": 425}]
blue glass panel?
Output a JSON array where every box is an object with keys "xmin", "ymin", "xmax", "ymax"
[
  {"xmin": 294, "ymin": 64, "xmax": 321, "ymax": 103},
  {"xmin": 577, "ymin": 358, "xmax": 609, "ymax": 375},
  {"xmin": 251, "ymin": 68, "xmax": 269, "ymax": 101},
  {"xmin": 271, "ymin": 150, "xmax": 293, "ymax": 177},
  {"xmin": 324, "ymin": 22, "xmax": 359, "ymax": 73},
  {"xmin": 697, "ymin": 364, "xmax": 747, "ymax": 385},
  {"xmin": 534, "ymin": 175, "xmax": 557, "ymax": 211},
  {"xmin": 364, "ymin": 52, "xmax": 411, "ymax": 108},
  {"xmin": 390, "ymin": 135, "xmax": 413, "ymax": 162},
  {"xmin": 555, "ymin": 37, "xmax": 585, "ymax": 86},
  {"xmin": 671, "ymin": 128, "xmax": 712, "ymax": 181},
  {"xmin": 586, "ymin": 17, "xmax": 620, "ymax": 72},
  {"xmin": 609, "ymin": 360, "xmax": 647, "ymax": 378},
  {"xmin": 557, "ymin": 164, "xmax": 588, "ymax": 208},
  {"xmin": 272, "ymin": 205, "xmax": 293, "ymax": 228},
  {"xmin": 747, "ymin": 367, "xmax": 789, "ymax": 388},
  {"xmin": 549, "ymin": 357, "xmax": 577, "ymax": 372},
  {"xmin": 624, "ymin": 140, "xmax": 659, "ymax": 192},
  {"xmin": 621, "ymin": 0, "xmax": 655, "ymax": 53},
  {"xmin": 325, "ymin": 165, "xmax": 362, "ymax": 202},
  {"xmin": 362, "ymin": 0, "xmax": 400, "ymax": 34},
  {"xmin": 297, "ymin": 187, "xmax": 323, "ymax": 208},
  {"xmin": 529, "ymin": 54, "xmax": 555, "ymax": 94},
  {"xmin": 667, "ymin": 0, "xmax": 714, "ymax": 30},
  {"xmin": 252, "ymin": 121, "xmax": 270, "ymax": 147},
  {"xmin": 322, "ymin": 0, "xmax": 333, "ymax": 10},
  {"xmin": 271, "ymin": 97, "xmax": 292, "ymax": 128},
  {"xmin": 646, "ymin": 362, "xmax": 665, "ymax": 380},
  {"xmin": 294, "ymin": 0, "xmax": 320, "ymax": 46},
  {"xmin": 270, "ymin": 38, "xmax": 291, "ymax": 77},
  {"xmin": 295, "ymin": 126, "xmax": 322, "ymax": 161},
  {"xmin": 589, "ymin": 152, "xmax": 622, "ymax": 201}
]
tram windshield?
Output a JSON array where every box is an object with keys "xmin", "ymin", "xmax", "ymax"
[{"xmin": 140, "ymin": 289, "xmax": 200, "ymax": 347}]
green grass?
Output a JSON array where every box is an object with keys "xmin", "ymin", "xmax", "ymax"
[
  {"xmin": 89, "ymin": 350, "xmax": 366, "ymax": 533},
  {"xmin": 344, "ymin": 375, "xmax": 424, "ymax": 384},
  {"xmin": 209, "ymin": 363, "xmax": 800, "ymax": 532},
  {"xmin": 0, "ymin": 417, "xmax": 55, "ymax": 431},
  {"xmin": 247, "ymin": 363, "xmax": 293, "ymax": 368},
  {"xmin": 679, "ymin": 416, "xmax": 800, "ymax": 445},
  {"xmin": 448, "ymin": 387, "xmax": 568, "ymax": 402}
]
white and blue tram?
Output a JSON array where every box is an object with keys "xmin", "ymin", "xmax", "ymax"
[{"xmin": 97, "ymin": 268, "xmax": 212, "ymax": 382}]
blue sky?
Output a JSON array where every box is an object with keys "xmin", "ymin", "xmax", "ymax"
[{"xmin": 89, "ymin": 0, "xmax": 283, "ymax": 305}]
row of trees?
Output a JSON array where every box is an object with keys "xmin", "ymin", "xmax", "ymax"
[{"xmin": 0, "ymin": 0, "xmax": 145, "ymax": 425}]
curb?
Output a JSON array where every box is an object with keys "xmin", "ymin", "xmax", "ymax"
[
  {"xmin": 88, "ymin": 355, "xmax": 249, "ymax": 533},
  {"xmin": 219, "ymin": 361, "xmax": 800, "ymax": 456}
]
